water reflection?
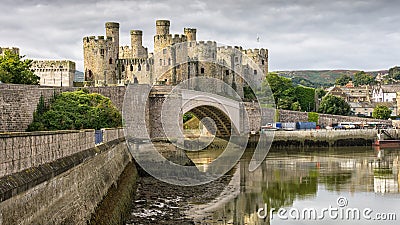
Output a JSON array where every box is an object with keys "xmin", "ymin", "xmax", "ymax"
[{"xmin": 186, "ymin": 147, "xmax": 400, "ymax": 224}]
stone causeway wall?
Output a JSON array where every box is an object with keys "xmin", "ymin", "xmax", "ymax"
[
  {"xmin": 0, "ymin": 138, "xmax": 132, "ymax": 225},
  {"xmin": 102, "ymin": 128, "xmax": 125, "ymax": 143},
  {"xmin": 0, "ymin": 129, "xmax": 94, "ymax": 177},
  {"xmin": 278, "ymin": 109, "xmax": 392, "ymax": 125}
]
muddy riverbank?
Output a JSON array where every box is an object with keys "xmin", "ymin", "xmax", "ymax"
[{"xmin": 125, "ymin": 172, "xmax": 234, "ymax": 225}]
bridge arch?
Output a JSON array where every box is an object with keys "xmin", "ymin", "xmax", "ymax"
[
  {"xmin": 180, "ymin": 89, "xmax": 242, "ymax": 138},
  {"xmin": 184, "ymin": 105, "xmax": 238, "ymax": 137}
]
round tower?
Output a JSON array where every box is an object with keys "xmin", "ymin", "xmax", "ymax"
[
  {"xmin": 105, "ymin": 22, "xmax": 120, "ymax": 47},
  {"xmin": 184, "ymin": 28, "xmax": 197, "ymax": 42},
  {"xmin": 156, "ymin": 20, "xmax": 170, "ymax": 35},
  {"xmin": 130, "ymin": 30, "xmax": 143, "ymax": 47},
  {"xmin": 130, "ymin": 30, "xmax": 147, "ymax": 58}
]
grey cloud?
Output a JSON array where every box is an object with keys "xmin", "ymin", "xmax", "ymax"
[{"xmin": 0, "ymin": 0, "xmax": 399, "ymax": 71}]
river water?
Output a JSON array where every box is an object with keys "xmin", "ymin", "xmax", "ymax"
[{"xmin": 185, "ymin": 146, "xmax": 400, "ymax": 225}]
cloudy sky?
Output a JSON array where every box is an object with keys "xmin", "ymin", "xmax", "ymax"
[{"xmin": 1, "ymin": 0, "xmax": 399, "ymax": 72}]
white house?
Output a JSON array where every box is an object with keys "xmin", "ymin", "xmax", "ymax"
[{"xmin": 371, "ymin": 85, "xmax": 399, "ymax": 103}]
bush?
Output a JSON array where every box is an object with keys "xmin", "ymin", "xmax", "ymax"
[
  {"xmin": 27, "ymin": 90, "xmax": 122, "ymax": 131},
  {"xmin": 372, "ymin": 105, "xmax": 392, "ymax": 120},
  {"xmin": 308, "ymin": 112, "xmax": 319, "ymax": 123}
]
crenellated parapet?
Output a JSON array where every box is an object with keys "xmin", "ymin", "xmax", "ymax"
[{"xmin": 0, "ymin": 47, "xmax": 20, "ymax": 56}]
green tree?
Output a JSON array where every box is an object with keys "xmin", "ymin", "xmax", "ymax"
[
  {"xmin": 294, "ymin": 85, "xmax": 315, "ymax": 111},
  {"xmin": 353, "ymin": 71, "xmax": 375, "ymax": 86},
  {"xmin": 27, "ymin": 90, "xmax": 122, "ymax": 131},
  {"xmin": 388, "ymin": 66, "xmax": 400, "ymax": 80},
  {"xmin": 318, "ymin": 94, "xmax": 351, "ymax": 115},
  {"xmin": 372, "ymin": 105, "xmax": 392, "ymax": 120},
  {"xmin": 263, "ymin": 72, "xmax": 316, "ymax": 111},
  {"xmin": 335, "ymin": 74, "xmax": 351, "ymax": 86},
  {"xmin": 265, "ymin": 72, "xmax": 295, "ymax": 109},
  {"xmin": 316, "ymin": 87, "xmax": 327, "ymax": 98},
  {"xmin": 183, "ymin": 112, "xmax": 194, "ymax": 123},
  {"xmin": 243, "ymin": 85, "xmax": 256, "ymax": 100},
  {"xmin": 0, "ymin": 50, "xmax": 39, "ymax": 85}
]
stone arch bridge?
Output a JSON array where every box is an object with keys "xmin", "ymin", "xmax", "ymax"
[{"xmin": 123, "ymin": 85, "xmax": 268, "ymax": 140}]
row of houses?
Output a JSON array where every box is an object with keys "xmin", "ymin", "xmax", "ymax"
[{"xmin": 326, "ymin": 81, "xmax": 400, "ymax": 117}]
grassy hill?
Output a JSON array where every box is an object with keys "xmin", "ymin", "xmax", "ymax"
[{"xmin": 275, "ymin": 70, "xmax": 388, "ymax": 88}]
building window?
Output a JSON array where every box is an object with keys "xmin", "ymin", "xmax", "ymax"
[
  {"xmin": 146, "ymin": 64, "xmax": 150, "ymax": 71},
  {"xmin": 168, "ymin": 58, "xmax": 171, "ymax": 65},
  {"xmin": 225, "ymin": 70, "xmax": 229, "ymax": 76},
  {"xmin": 201, "ymin": 68, "xmax": 205, "ymax": 74},
  {"xmin": 235, "ymin": 57, "xmax": 238, "ymax": 63},
  {"xmin": 100, "ymin": 49, "xmax": 105, "ymax": 55},
  {"xmin": 138, "ymin": 64, "xmax": 141, "ymax": 71},
  {"xmin": 130, "ymin": 64, "xmax": 133, "ymax": 71},
  {"xmin": 159, "ymin": 59, "xmax": 162, "ymax": 66},
  {"xmin": 109, "ymin": 58, "xmax": 113, "ymax": 64},
  {"xmin": 262, "ymin": 60, "xmax": 265, "ymax": 65},
  {"xmin": 254, "ymin": 70, "xmax": 257, "ymax": 75}
]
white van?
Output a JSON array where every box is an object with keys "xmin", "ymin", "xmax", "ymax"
[{"xmin": 339, "ymin": 122, "xmax": 356, "ymax": 129}]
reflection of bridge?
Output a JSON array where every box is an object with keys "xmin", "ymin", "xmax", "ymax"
[{"xmin": 124, "ymin": 84, "xmax": 262, "ymax": 139}]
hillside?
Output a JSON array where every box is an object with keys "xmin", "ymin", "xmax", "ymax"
[{"xmin": 275, "ymin": 70, "xmax": 388, "ymax": 88}]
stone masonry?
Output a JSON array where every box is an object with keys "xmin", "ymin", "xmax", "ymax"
[{"xmin": 0, "ymin": 129, "xmax": 94, "ymax": 177}]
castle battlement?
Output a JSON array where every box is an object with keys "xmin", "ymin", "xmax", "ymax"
[
  {"xmin": 195, "ymin": 40, "xmax": 217, "ymax": 47},
  {"xmin": 83, "ymin": 36, "xmax": 113, "ymax": 43},
  {"xmin": 0, "ymin": 47, "xmax": 20, "ymax": 56},
  {"xmin": 242, "ymin": 48, "xmax": 268, "ymax": 55},
  {"xmin": 217, "ymin": 45, "xmax": 241, "ymax": 53},
  {"xmin": 118, "ymin": 57, "xmax": 153, "ymax": 66}
]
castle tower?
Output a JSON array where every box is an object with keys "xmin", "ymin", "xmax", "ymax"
[
  {"xmin": 184, "ymin": 28, "xmax": 197, "ymax": 42},
  {"xmin": 154, "ymin": 20, "xmax": 171, "ymax": 52},
  {"xmin": 156, "ymin": 20, "xmax": 170, "ymax": 35},
  {"xmin": 105, "ymin": 22, "xmax": 120, "ymax": 47},
  {"xmin": 130, "ymin": 30, "xmax": 147, "ymax": 58},
  {"xmin": 105, "ymin": 22, "xmax": 120, "ymax": 85},
  {"xmin": 83, "ymin": 22, "xmax": 120, "ymax": 86}
]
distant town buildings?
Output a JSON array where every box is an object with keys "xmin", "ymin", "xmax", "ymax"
[
  {"xmin": 325, "ymin": 81, "xmax": 400, "ymax": 117},
  {"xmin": 371, "ymin": 85, "xmax": 400, "ymax": 103}
]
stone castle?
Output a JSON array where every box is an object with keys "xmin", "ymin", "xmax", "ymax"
[
  {"xmin": 1, "ymin": 47, "xmax": 76, "ymax": 87},
  {"xmin": 31, "ymin": 60, "xmax": 76, "ymax": 87},
  {"xmin": 83, "ymin": 20, "xmax": 268, "ymax": 95},
  {"xmin": 0, "ymin": 47, "xmax": 20, "ymax": 56}
]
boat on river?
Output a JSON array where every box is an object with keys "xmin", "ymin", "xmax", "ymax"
[{"xmin": 373, "ymin": 130, "xmax": 400, "ymax": 148}]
